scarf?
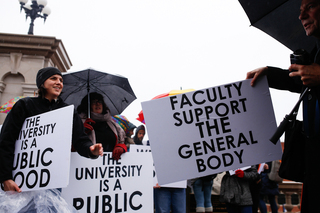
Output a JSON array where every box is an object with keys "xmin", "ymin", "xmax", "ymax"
[{"xmin": 80, "ymin": 111, "xmax": 125, "ymax": 144}]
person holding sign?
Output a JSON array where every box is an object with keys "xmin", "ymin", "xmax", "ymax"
[
  {"xmin": 0, "ymin": 67, "xmax": 103, "ymax": 193},
  {"xmin": 77, "ymin": 92, "xmax": 127, "ymax": 160},
  {"xmin": 219, "ymin": 166, "xmax": 259, "ymax": 213},
  {"xmin": 246, "ymin": 0, "xmax": 320, "ymax": 211},
  {"xmin": 258, "ymin": 162, "xmax": 279, "ymax": 213},
  {"xmin": 112, "ymin": 115, "xmax": 137, "ymax": 151}
]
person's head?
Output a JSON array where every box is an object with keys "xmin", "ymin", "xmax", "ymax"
[
  {"xmin": 112, "ymin": 115, "xmax": 136, "ymax": 136},
  {"xmin": 300, "ymin": 0, "xmax": 320, "ymax": 38},
  {"xmin": 135, "ymin": 125, "xmax": 145, "ymax": 141},
  {"xmin": 36, "ymin": 67, "xmax": 63, "ymax": 101},
  {"xmin": 137, "ymin": 129, "xmax": 145, "ymax": 141},
  {"xmin": 77, "ymin": 92, "xmax": 109, "ymax": 115}
]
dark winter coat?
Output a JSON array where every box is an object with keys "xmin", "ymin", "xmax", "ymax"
[
  {"xmin": 259, "ymin": 162, "xmax": 279, "ymax": 196},
  {"xmin": 78, "ymin": 112, "xmax": 127, "ymax": 153},
  {"xmin": 219, "ymin": 166, "xmax": 259, "ymax": 206},
  {"xmin": 0, "ymin": 96, "xmax": 95, "ymax": 183},
  {"xmin": 266, "ymin": 42, "xmax": 320, "ymax": 212}
]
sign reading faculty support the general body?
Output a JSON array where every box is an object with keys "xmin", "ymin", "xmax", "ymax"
[
  {"xmin": 61, "ymin": 152, "xmax": 154, "ymax": 213},
  {"xmin": 141, "ymin": 77, "xmax": 283, "ymax": 185},
  {"xmin": 10, "ymin": 105, "xmax": 74, "ymax": 192}
]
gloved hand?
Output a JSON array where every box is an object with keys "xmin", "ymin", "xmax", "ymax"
[
  {"xmin": 235, "ymin": 169, "xmax": 244, "ymax": 178},
  {"xmin": 84, "ymin": 118, "xmax": 95, "ymax": 134},
  {"xmin": 112, "ymin": 144, "xmax": 127, "ymax": 160}
]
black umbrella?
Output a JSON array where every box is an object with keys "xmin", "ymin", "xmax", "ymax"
[
  {"xmin": 60, "ymin": 69, "xmax": 136, "ymax": 116},
  {"xmin": 238, "ymin": 0, "xmax": 316, "ymax": 52}
]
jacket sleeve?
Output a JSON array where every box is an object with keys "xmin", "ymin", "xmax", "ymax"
[
  {"xmin": 114, "ymin": 143, "xmax": 127, "ymax": 152},
  {"xmin": 0, "ymin": 100, "xmax": 28, "ymax": 182},
  {"xmin": 266, "ymin": 66, "xmax": 303, "ymax": 93},
  {"xmin": 243, "ymin": 166, "xmax": 259, "ymax": 181},
  {"xmin": 72, "ymin": 112, "xmax": 98, "ymax": 159}
]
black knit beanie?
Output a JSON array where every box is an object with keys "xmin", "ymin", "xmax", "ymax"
[{"xmin": 36, "ymin": 67, "xmax": 62, "ymax": 88}]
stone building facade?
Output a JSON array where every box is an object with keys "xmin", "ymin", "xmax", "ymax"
[{"xmin": 0, "ymin": 32, "xmax": 72, "ymax": 123}]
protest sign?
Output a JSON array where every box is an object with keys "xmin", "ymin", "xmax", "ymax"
[
  {"xmin": 129, "ymin": 144, "xmax": 152, "ymax": 153},
  {"xmin": 10, "ymin": 105, "xmax": 74, "ymax": 192},
  {"xmin": 130, "ymin": 145, "xmax": 187, "ymax": 188},
  {"xmin": 141, "ymin": 77, "xmax": 283, "ymax": 185},
  {"xmin": 61, "ymin": 152, "xmax": 153, "ymax": 213}
]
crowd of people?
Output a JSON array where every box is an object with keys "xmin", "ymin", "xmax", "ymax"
[
  {"xmin": 2, "ymin": 0, "xmax": 320, "ymax": 212},
  {"xmin": 0, "ymin": 67, "xmax": 147, "ymax": 212},
  {"xmin": 152, "ymin": 163, "xmax": 280, "ymax": 213}
]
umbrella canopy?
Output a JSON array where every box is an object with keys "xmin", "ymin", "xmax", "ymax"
[
  {"xmin": 238, "ymin": 0, "xmax": 316, "ymax": 52},
  {"xmin": 0, "ymin": 96, "xmax": 26, "ymax": 113},
  {"xmin": 137, "ymin": 89, "xmax": 194, "ymax": 124},
  {"xmin": 60, "ymin": 69, "xmax": 136, "ymax": 116}
]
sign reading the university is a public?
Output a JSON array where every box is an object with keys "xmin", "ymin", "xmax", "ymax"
[
  {"xmin": 141, "ymin": 77, "xmax": 283, "ymax": 185},
  {"xmin": 61, "ymin": 152, "xmax": 154, "ymax": 213},
  {"xmin": 10, "ymin": 105, "xmax": 74, "ymax": 191}
]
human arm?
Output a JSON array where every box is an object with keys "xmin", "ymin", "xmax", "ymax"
[
  {"xmin": 289, "ymin": 63, "xmax": 320, "ymax": 87},
  {"xmin": 112, "ymin": 143, "xmax": 127, "ymax": 160},
  {"xmin": 235, "ymin": 169, "xmax": 245, "ymax": 178},
  {"xmin": 0, "ymin": 100, "xmax": 28, "ymax": 184},
  {"xmin": 2, "ymin": 179, "xmax": 21, "ymax": 192},
  {"xmin": 72, "ymin": 113, "xmax": 101, "ymax": 158},
  {"xmin": 246, "ymin": 66, "xmax": 302, "ymax": 93},
  {"xmin": 246, "ymin": 66, "xmax": 269, "ymax": 86},
  {"xmin": 111, "ymin": 120, "xmax": 127, "ymax": 160},
  {"xmin": 83, "ymin": 118, "xmax": 95, "ymax": 134},
  {"xmin": 90, "ymin": 143, "xmax": 103, "ymax": 156},
  {"xmin": 235, "ymin": 166, "xmax": 259, "ymax": 180},
  {"xmin": 153, "ymin": 183, "xmax": 161, "ymax": 189}
]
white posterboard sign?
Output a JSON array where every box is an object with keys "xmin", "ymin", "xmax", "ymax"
[
  {"xmin": 141, "ymin": 77, "xmax": 283, "ymax": 185},
  {"xmin": 130, "ymin": 145, "xmax": 187, "ymax": 188},
  {"xmin": 11, "ymin": 105, "xmax": 74, "ymax": 192},
  {"xmin": 61, "ymin": 152, "xmax": 154, "ymax": 213}
]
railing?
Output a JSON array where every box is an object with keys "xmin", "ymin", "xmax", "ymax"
[{"xmin": 275, "ymin": 181, "xmax": 302, "ymax": 213}]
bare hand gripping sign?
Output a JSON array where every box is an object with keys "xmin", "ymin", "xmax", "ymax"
[
  {"xmin": 10, "ymin": 106, "xmax": 74, "ymax": 191},
  {"xmin": 141, "ymin": 77, "xmax": 283, "ymax": 185}
]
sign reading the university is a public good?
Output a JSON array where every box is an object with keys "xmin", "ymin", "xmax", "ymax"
[
  {"xmin": 11, "ymin": 105, "xmax": 74, "ymax": 191},
  {"xmin": 61, "ymin": 152, "xmax": 153, "ymax": 213},
  {"xmin": 142, "ymin": 77, "xmax": 282, "ymax": 185}
]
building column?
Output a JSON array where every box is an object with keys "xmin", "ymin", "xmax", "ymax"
[
  {"xmin": 22, "ymin": 83, "xmax": 37, "ymax": 97},
  {"xmin": 0, "ymin": 81, "xmax": 6, "ymax": 101},
  {"xmin": 284, "ymin": 192, "xmax": 294, "ymax": 212}
]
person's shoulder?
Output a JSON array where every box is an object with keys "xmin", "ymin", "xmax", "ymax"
[
  {"xmin": 15, "ymin": 96, "xmax": 40, "ymax": 106},
  {"xmin": 57, "ymin": 98, "xmax": 69, "ymax": 107},
  {"xmin": 20, "ymin": 96, "xmax": 38, "ymax": 101}
]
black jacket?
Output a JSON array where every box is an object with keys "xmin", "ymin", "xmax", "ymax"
[
  {"xmin": 266, "ymin": 45, "xmax": 320, "ymax": 212},
  {"xmin": 0, "ymin": 96, "xmax": 95, "ymax": 183}
]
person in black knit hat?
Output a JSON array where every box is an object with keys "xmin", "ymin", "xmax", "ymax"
[{"xmin": 0, "ymin": 67, "xmax": 103, "ymax": 212}]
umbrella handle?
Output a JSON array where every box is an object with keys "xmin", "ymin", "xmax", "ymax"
[
  {"xmin": 88, "ymin": 92, "xmax": 90, "ymax": 118},
  {"xmin": 269, "ymin": 87, "xmax": 308, "ymax": 144},
  {"xmin": 87, "ymin": 70, "xmax": 90, "ymax": 118}
]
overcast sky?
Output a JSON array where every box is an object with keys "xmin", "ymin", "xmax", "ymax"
[{"xmin": 1, "ymin": 0, "xmax": 302, "ymax": 140}]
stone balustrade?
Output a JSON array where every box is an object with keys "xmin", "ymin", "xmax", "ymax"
[{"xmin": 276, "ymin": 181, "xmax": 302, "ymax": 213}]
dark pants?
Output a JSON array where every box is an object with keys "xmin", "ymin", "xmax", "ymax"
[{"xmin": 154, "ymin": 187, "xmax": 186, "ymax": 213}]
